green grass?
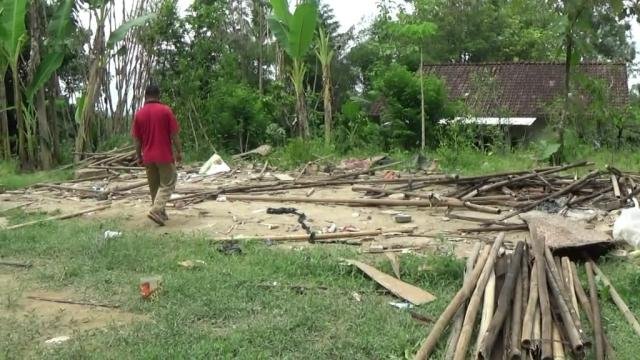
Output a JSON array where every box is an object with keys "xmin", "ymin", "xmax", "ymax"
[
  {"xmin": 0, "ymin": 161, "xmax": 71, "ymax": 190},
  {"xmin": 0, "ymin": 219, "xmax": 463, "ymax": 359},
  {"xmin": 2, "ymin": 218, "xmax": 640, "ymax": 359}
]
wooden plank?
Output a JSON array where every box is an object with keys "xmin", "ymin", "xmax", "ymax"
[
  {"xmin": 346, "ymin": 259, "xmax": 436, "ymax": 305},
  {"xmin": 385, "ymin": 252, "xmax": 401, "ymax": 279}
]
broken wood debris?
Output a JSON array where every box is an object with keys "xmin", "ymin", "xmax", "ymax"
[{"xmin": 345, "ymin": 259, "xmax": 436, "ymax": 305}]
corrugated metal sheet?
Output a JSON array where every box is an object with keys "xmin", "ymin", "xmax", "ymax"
[{"xmin": 439, "ymin": 117, "xmax": 538, "ymax": 126}]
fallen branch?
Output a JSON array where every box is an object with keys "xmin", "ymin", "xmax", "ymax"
[
  {"xmin": 27, "ymin": 295, "xmax": 120, "ymax": 309},
  {"xmin": 5, "ymin": 205, "xmax": 111, "ymax": 230},
  {"xmin": 0, "ymin": 260, "xmax": 32, "ymax": 268}
]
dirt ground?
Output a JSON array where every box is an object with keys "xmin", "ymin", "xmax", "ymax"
[
  {"xmin": 0, "ymin": 270, "xmax": 145, "ymax": 343},
  {"xmin": 0, "ymin": 167, "xmax": 540, "ymax": 257}
]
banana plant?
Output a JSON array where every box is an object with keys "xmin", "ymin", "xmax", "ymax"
[
  {"xmin": 0, "ymin": 0, "xmax": 29, "ymax": 165},
  {"xmin": 268, "ymin": 0, "xmax": 318, "ymax": 138},
  {"xmin": 315, "ymin": 27, "xmax": 333, "ymax": 145},
  {"xmin": 25, "ymin": 0, "xmax": 75, "ymax": 102}
]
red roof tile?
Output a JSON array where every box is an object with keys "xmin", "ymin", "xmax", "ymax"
[{"xmin": 424, "ymin": 62, "xmax": 629, "ymax": 117}]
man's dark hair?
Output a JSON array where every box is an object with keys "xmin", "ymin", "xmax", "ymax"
[{"xmin": 145, "ymin": 84, "xmax": 160, "ymax": 98}]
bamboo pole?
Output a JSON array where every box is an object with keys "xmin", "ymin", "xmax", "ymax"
[
  {"xmin": 214, "ymin": 227, "xmax": 414, "ymax": 243},
  {"xmin": 459, "ymin": 224, "xmax": 528, "ymax": 233},
  {"xmin": 452, "ymin": 234, "xmax": 506, "ymax": 360},
  {"xmin": 586, "ymin": 262, "xmax": 605, "ymax": 360},
  {"xmin": 477, "ymin": 241, "xmax": 525, "ymax": 360},
  {"xmin": 500, "ymin": 170, "xmax": 600, "ymax": 221},
  {"xmin": 533, "ymin": 303, "xmax": 541, "ymax": 352},
  {"xmin": 545, "ymin": 260, "xmax": 584, "ymax": 355},
  {"xmin": 552, "ymin": 322, "xmax": 565, "ymax": 360},
  {"xmin": 5, "ymin": 205, "xmax": 111, "ymax": 230},
  {"xmin": 510, "ymin": 253, "xmax": 525, "ymax": 360},
  {"xmin": 226, "ymin": 194, "xmax": 442, "ymax": 207},
  {"xmin": 475, "ymin": 161, "xmax": 589, "ymax": 195},
  {"xmin": 476, "ymin": 270, "xmax": 496, "ymax": 353},
  {"xmin": 463, "ymin": 201, "xmax": 502, "ymax": 214},
  {"xmin": 521, "ymin": 262, "xmax": 539, "ymax": 349},
  {"xmin": 570, "ymin": 261, "xmax": 616, "ymax": 357},
  {"xmin": 530, "ymin": 227, "xmax": 553, "ymax": 360},
  {"xmin": 611, "ymin": 175, "xmax": 621, "ymax": 198},
  {"xmin": 591, "ymin": 261, "xmax": 640, "ymax": 337},
  {"xmin": 521, "ymin": 245, "xmax": 530, "ymax": 320},
  {"xmin": 445, "ymin": 212, "xmax": 514, "ymax": 227},
  {"xmin": 326, "ymin": 160, "xmax": 404, "ymax": 181},
  {"xmin": 413, "ymin": 244, "xmax": 493, "ymax": 360},
  {"xmin": 444, "ymin": 242, "xmax": 483, "ymax": 360},
  {"xmin": 545, "ymin": 249, "xmax": 586, "ymax": 348},
  {"xmin": 561, "ymin": 257, "xmax": 579, "ymax": 315}
]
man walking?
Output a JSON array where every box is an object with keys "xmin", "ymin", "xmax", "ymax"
[{"xmin": 132, "ymin": 84, "xmax": 182, "ymax": 226}]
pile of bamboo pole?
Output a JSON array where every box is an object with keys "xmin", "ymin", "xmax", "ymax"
[
  {"xmin": 75, "ymin": 146, "xmax": 141, "ymax": 171},
  {"xmin": 414, "ymin": 230, "xmax": 640, "ymax": 360},
  {"xmin": 353, "ymin": 161, "xmax": 640, "ymax": 231}
]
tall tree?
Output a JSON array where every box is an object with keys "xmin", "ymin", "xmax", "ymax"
[{"xmin": 74, "ymin": 1, "xmax": 155, "ymax": 161}]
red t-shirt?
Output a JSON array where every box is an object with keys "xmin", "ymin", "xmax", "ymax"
[{"xmin": 132, "ymin": 101, "xmax": 179, "ymax": 164}]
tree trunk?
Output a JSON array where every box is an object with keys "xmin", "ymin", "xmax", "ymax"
[
  {"xmin": 322, "ymin": 59, "xmax": 332, "ymax": 145},
  {"xmin": 13, "ymin": 69, "xmax": 28, "ymax": 167},
  {"xmin": 292, "ymin": 59, "xmax": 309, "ymax": 138},
  {"xmin": 558, "ymin": 27, "xmax": 573, "ymax": 165},
  {"xmin": 75, "ymin": 6, "xmax": 107, "ymax": 162},
  {"xmin": 257, "ymin": 0, "xmax": 264, "ymax": 94},
  {"xmin": 47, "ymin": 76, "xmax": 61, "ymax": 163},
  {"xmin": 296, "ymin": 91, "xmax": 309, "ymax": 138},
  {"xmin": 35, "ymin": 88, "xmax": 52, "ymax": 169},
  {"xmin": 28, "ymin": 0, "xmax": 53, "ymax": 169},
  {"xmin": 0, "ymin": 74, "xmax": 10, "ymax": 160},
  {"xmin": 420, "ymin": 49, "xmax": 426, "ymax": 150}
]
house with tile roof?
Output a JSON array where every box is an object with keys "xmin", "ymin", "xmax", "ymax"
[{"xmin": 424, "ymin": 62, "xmax": 629, "ymax": 141}]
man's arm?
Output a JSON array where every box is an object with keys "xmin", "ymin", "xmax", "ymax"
[
  {"xmin": 131, "ymin": 114, "xmax": 143, "ymax": 166},
  {"xmin": 134, "ymin": 137, "xmax": 143, "ymax": 166},
  {"xmin": 172, "ymin": 133, "xmax": 183, "ymax": 164}
]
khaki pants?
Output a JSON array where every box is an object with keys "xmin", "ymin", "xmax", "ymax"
[{"xmin": 145, "ymin": 163, "xmax": 177, "ymax": 214}]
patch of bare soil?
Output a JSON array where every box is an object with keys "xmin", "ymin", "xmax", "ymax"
[{"xmin": 0, "ymin": 272, "xmax": 146, "ymax": 340}]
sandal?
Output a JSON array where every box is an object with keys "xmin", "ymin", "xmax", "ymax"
[{"xmin": 147, "ymin": 211, "xmax": 165, "ymax": 226}]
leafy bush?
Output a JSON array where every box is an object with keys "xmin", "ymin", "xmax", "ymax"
[
  {"xmin": 334, "ymin": 100, "xmax": 383, "ymax": 153},
  {"xmin": 370, "ymin": 64, "xmax": 451, "ymax": 149}
]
